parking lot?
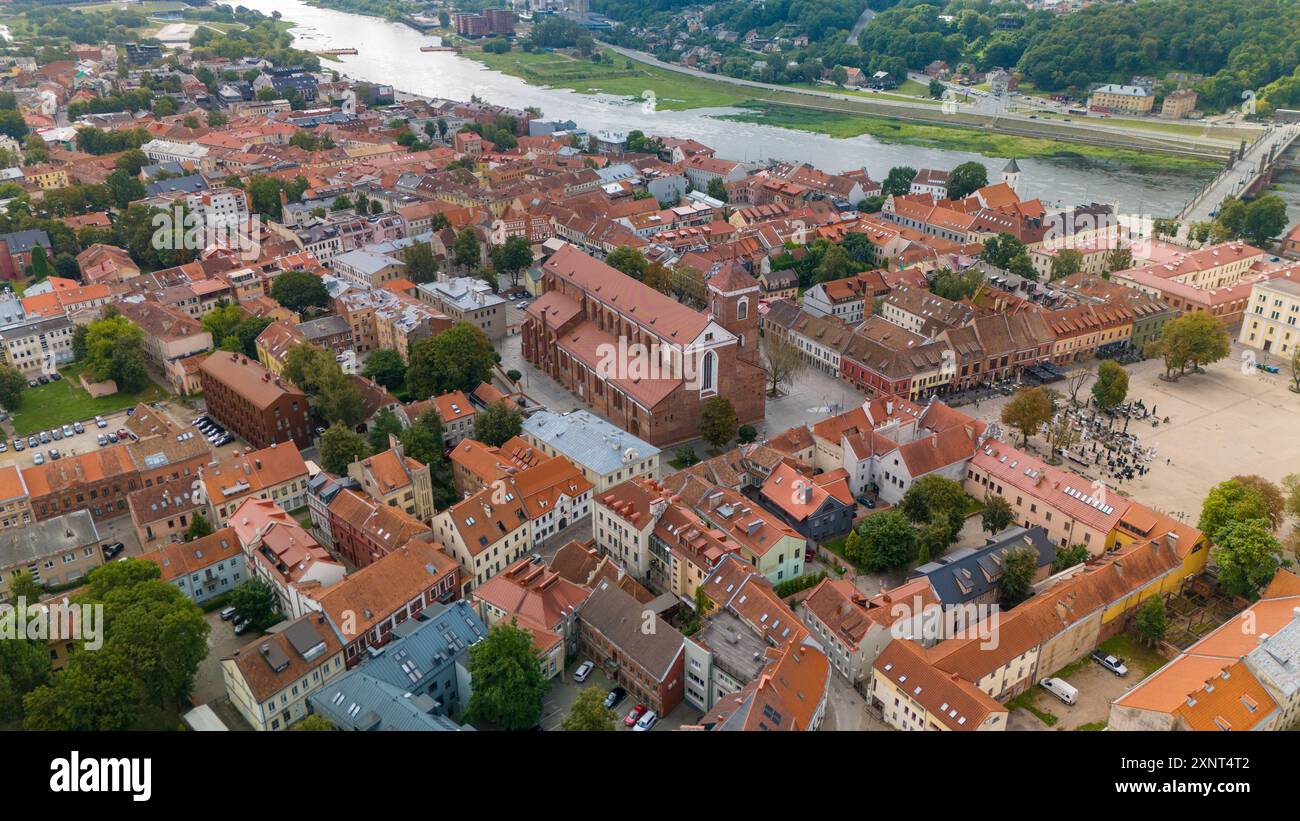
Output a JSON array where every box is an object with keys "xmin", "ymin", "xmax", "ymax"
[
  {"xmin": 539, "ymin": 661, "xmax": 703, "ymax": 731},
  {"xmin": 0, "ymin": 407, "xmax": 137, "ymax": 470}
]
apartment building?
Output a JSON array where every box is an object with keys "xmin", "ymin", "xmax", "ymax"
[
  {"xmin": 199, "ymin": 441, "xmax": 311, "ymax": 525},
  {"xmin": 198, "ymin": 352, "xmax": 314, "ymax": 450},
  {"xmin": 222, "ymin": 613, "xmax": 347, "ymax": 731},
  {"xmin": 0, "ymin": 511, "xmax": 101, "ymax": 599},
  {"xmin": 139, "ymin": 527, "xmax": 248, "ymax": 605}
]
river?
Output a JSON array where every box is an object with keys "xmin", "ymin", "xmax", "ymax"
[{"xmin": 239, "ymin": 0, "xmax": 1212, "ymax": 215}]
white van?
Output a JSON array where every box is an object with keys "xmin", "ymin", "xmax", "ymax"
[{"xmin": 1039, "ymin": 677, "xmax": 1078, "ymax": 705}]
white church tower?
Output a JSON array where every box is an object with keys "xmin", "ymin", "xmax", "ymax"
[{"xmin": 1001, "ymin": 158, "xmax": 1021, "ymax": 194}]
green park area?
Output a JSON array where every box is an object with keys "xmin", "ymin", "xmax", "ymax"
[{"xmin": 8, "ymin": 365, "xmax": 167, "ymax": 436}]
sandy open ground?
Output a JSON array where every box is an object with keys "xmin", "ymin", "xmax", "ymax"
[{"xmin": 965, "ymin": 344, "xmax": 1300, "ymax": 537}]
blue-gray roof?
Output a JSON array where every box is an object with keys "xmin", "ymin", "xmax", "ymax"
[
  {"xmin": 146, "ymin": 174, "xmax": 208, "ymax": 196},
  {"xmin": 909, "ymin": 526, "xmax": 1056, "ymax": 606},
  {"xmin": 309, "ymin": 671, "xmax": 473, "ymax": 731},
  {"xmin": 334, "ymin": 248, "xmax": 403, "ymax": 277},
  {"xmin": 361, "ymin": 601, "xmax": 486, "ymax": 694},
  {"xmin": 522, "ymin": 410, "xmax": 660, "ymax": 475},
  {"xmin": 0, "ymin": 229, "xmax": 51, "ymax": 254}
]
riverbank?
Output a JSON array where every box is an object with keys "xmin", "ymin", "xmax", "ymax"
[
  {"xmin": 466, "ymin": 46, "xmax": 1219, "ymax": 174},
  {"xmin": 721, "ymin": 103, "xmax": 1221, "ymax": 175}
]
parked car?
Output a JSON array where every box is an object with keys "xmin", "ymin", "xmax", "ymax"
[
  {"xmin": 0, "ymin": 441, "xmax": 6, "ymax": 453},
  {"xmin": 95, "ymin": 416, "xmax": 107, "ymax": 428},
  {"xmin": 12, "ymin": 438, "xmax": 22, "ymax": 451},
  {"xmin": 27, "ymin": 379, "xmax": 38, "ymax": 388},
  {"xmin": 219, "ymin": 606, "xmax": 238, "ymax": 622},
  {"xmin": 101, "ymin": 542, "xmax": 125, "ymax": 560},
  {"xmin": 1039, "ymin": 677, "xmax": 1078, "ymax": 705},
  {"xmin": 48, "ymin": 449, "xmax": 60, "ymax": 460},
  {"xmin": 116, "ymin": 429, "xmax": 130, "ymax": 440},
  {"xmin": 573, "ymin": 660, "xmax": 595, "ymax": 682},
  {"xmin": 50, "ymin": 372, "xmax": 62, "ymax": 381},
  {"xmin": 62, "ymin": 424, "xmax": 74, "ymax": 437},
  {"xmin": 27, "ymin": 435, "xmax": 37, "ymax": 448},
  {"xmin": 39, "ymin": 431, "xmax": 50, "ymax": 444},
  {"xmin": 107, "ymin": 432, "xmax": 119, "ymax": 444},
  {"xmin": 32, "ymin": 453, "xmax": 44, "ymax": 465},
  {"xmin": 633, "ymin": 710, "xmax": 658, "ymax": 732},
  {"xmin": 37, "ymin": 376, "xmax": 49, "ymax": 385},
  {"xmin": 603, "ymin": 687, "xmax": 626, "ymax": 710},
  {"xmin": 233, "ymin": 618, "xmax": 251, "ymax": 635},
  {"xmin": 1091, "ymin": 650, "xmax": 1128, "ymax": 677},
  {"xmin": 856, "ymin": 496, "xmax": 876, "ymax": 508},
  {"xmin": 624, "ymin": 704, "xmax": 647, "ymax": 727},
  {"xmin": 97, "ymin": 433, "xmax": 108, "ymax": 447},
  {"xmin": 73, "ymin": 421, "xmax": 84, "ymax": 434},
  {"xmin": 50, "ymin": 428, "xmax": 62, "ymax": 441}
]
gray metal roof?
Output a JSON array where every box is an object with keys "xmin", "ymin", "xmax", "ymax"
[
  {"xmin": 361, "ymin": 600, "xmax": 486, "ymax": 694},
  {"xmin": 334, "ymin": 249, "xmax": 403, "ymax": 276},
  {"xmin": 522, "ymin": 410, "xmax": 660, "ymax": 476},
  {"xmin": 309, "ymin": 670, "xmax": 474, "ymax": 731},
  {"xmin": 909, "ymin": 526, "xmax": 1055, "ymax": 606},
  {"xmin": 1246, "ymin": 615, "xmax": 1300, "ymax": 700},
  {"xmin": 0, "ymin": 510, "xmax": 100, "ymax": 569}
]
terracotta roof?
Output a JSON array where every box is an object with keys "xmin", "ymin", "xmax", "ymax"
[
  {"xmin": 139, "ymin": 527, "xmax": 242, "ymax": 582},
  {"xmin": 875, "ymin": 639, "xmax": 1007, "ymax": 730},
  {"xmin": 311, "ymin": 539, "xmax": 458, "ymax": 640},
  {"xmin": 224, "ymin": 613, "xmax": 343, "ymax": 702},
  {"xmin": 199, "ymin": 351, "xmax": 307, "ymax": 409},
  {"xmin": 472, "ymin": 555, "xmax": 590, "ymax": 632}
]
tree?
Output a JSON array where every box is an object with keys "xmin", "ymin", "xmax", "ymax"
[
  {"xmin": 185, "ymin": 513, "xmax": 214, "ymax": 542},
  {"xmin": 465, "ymin": 620, "xmax": 547, "ymax": 730},
  {"xmin": 491, "ymin": 235, "xmax": 533, "ymax": 288},
  {"xmin": 29, "ymin": 245, "xmax": 51, "ymax": 280},
  {"xmin": 706, "ymin": 176, "xmax": 729, "ymax": 202},
  {"xmin": 314, "ymin": 368, "xmax": 365, "ymax": 428},
  {"xmin": 23, "ymin": 648, "xmax": 139, "ymax": 731},
  {"xmin": 852, "ymin": 510, "xmax": 917, "ymax": 572},
  {"xmin": 674, "ymin": 446, "xmax": 699, "ymax": 468},
  {"xmin": 981, "ymin": 495, "xmax": 1014, "ymax": 534},
  {"xmin": 400, "ymin": 409, "xmax": 446, "ymax": 468},
  {"xmin": 1064, "ymin": 367, "xmax": 1094, "ymax": 406},
  {"xmin": 699, "ymin": 396, "xmax": 739, "ymax": 449},
  {"xmin": 1104, "ymin": 247, "xmax": 1133, "ymax": 273},
  {"xmin": 79, "ymin": 559, "xmax": 209, "ymax": 709},
  {"xmin": 0, "ymin": 633, "xmax": 49, "ymax": 724},
  {"xmin": 82, "ymin": 314, "xmax": 150, "ymax": 392},
  {"xmin": 406, "ymin": 323, "xmax": 495, "ymax": 398},
  {"xmin": 1230, "ymin": 475, "xmax": 1285, "ymax": 529},
  {"xmin": 980, "ymin": 233, "xmax": 1026, "ymax": 269},
  {"xmin": 1049, "ymin": 248, "xmax": 1083, "ymax": 280},
  {"xmin": 1052, "ymin": 544, "xmax": 1091, "ymax": 573},
  {"xmin": 737, "ymin": 424, "xmax": 758, "ymax": 444},
  {"xmin": 0, "ymin": 364, "xmax": 25, "ymax": 410},
  {"xmin": 1282, "ymin": 473, "xmax": 1300, "ymax": 521},
  {"xmin": 929, "ymin": 77, "xmax": 945, "ymax": 98},
  {"xmin": 1043, "ymin": 416, "xmax": 1079, "ymax": 463},
  {"xmin": 1135, "ymin": 596, "xmax": 1168, "ymax": 646},
  {"xmin": 452, "ymin": 228, "xmax": 481, "ymax": 272},
  {"xmin": 814, "ymin": 243, "xmax": 853, "ymax": 284},
  {"xmin": 320, "ymin": 424, "xmax": 369, "ymax": 474},
  {"xmin": 1157, "ymin": 311, "xmax": 1229, "ymax": 378},
  {"xmin": 292, "ymin": 714, "xmax": 334, "ymax": 731},
  {"xmin": 606, "ymin": 246, "xmax": 648, "ymax": 280},
  {"xmin": 1199, "ymin": 478, "xmax": 1276, "ymax": 543},
  {"xmin": 229, "ymin": 578, "xmax": 282, "ymax": 632},
  {"xmin": 1001, "ymin": 386, "xmax": 1054, "ymax": 447},
  {"xmin": 1239, "ymin": 195, "xmax": 1288, "ymax": 247},
  {"xmin": 1212, "ymin": 518, "xmax": 1281, "ymax": 598},
  {"xmin": 270, "ymin": 270, "xmax": 330, "ymax": 313},
  {"xmin": 474, "ymin": 400, "xmax": 523, "ymax": 447},
  {"xmin": 404, "ymin": 241, "xmax": 439, "ymax": 284},
  {"xmin": 563, "ymin": 686, "xmax": 616, "ymax": 731},
  {"xmin": 367, "ymin": 407, "xmax": 404, "ymax": 453},
  {"xmin": 946, "ymin": 161, "xmax": 988, "ymax": 200},
  {"xmin": 761, "ymin": 334, "xmax": 806, "ymax": 397},
  {"xmin": 361, "ymin": 349, "xmax": 406, "ymax": 391},
  {"xmin": 882, "ymin": 165, "xmax": 916, "ymax": 197},
  {"xmin": 901, "ymin": 474, "xmax": 967, "ymax": 536},
  {"xmin": 999, "ymin": 546, "xmax": 1038, "ymax": 608},
  {"xmin": 1091, "ymin": 360, "xmax": 1129, "ymax": 410},
  {"xmin": 105, "ymin": 168, "xmax": 145, "ymax": 209}
]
